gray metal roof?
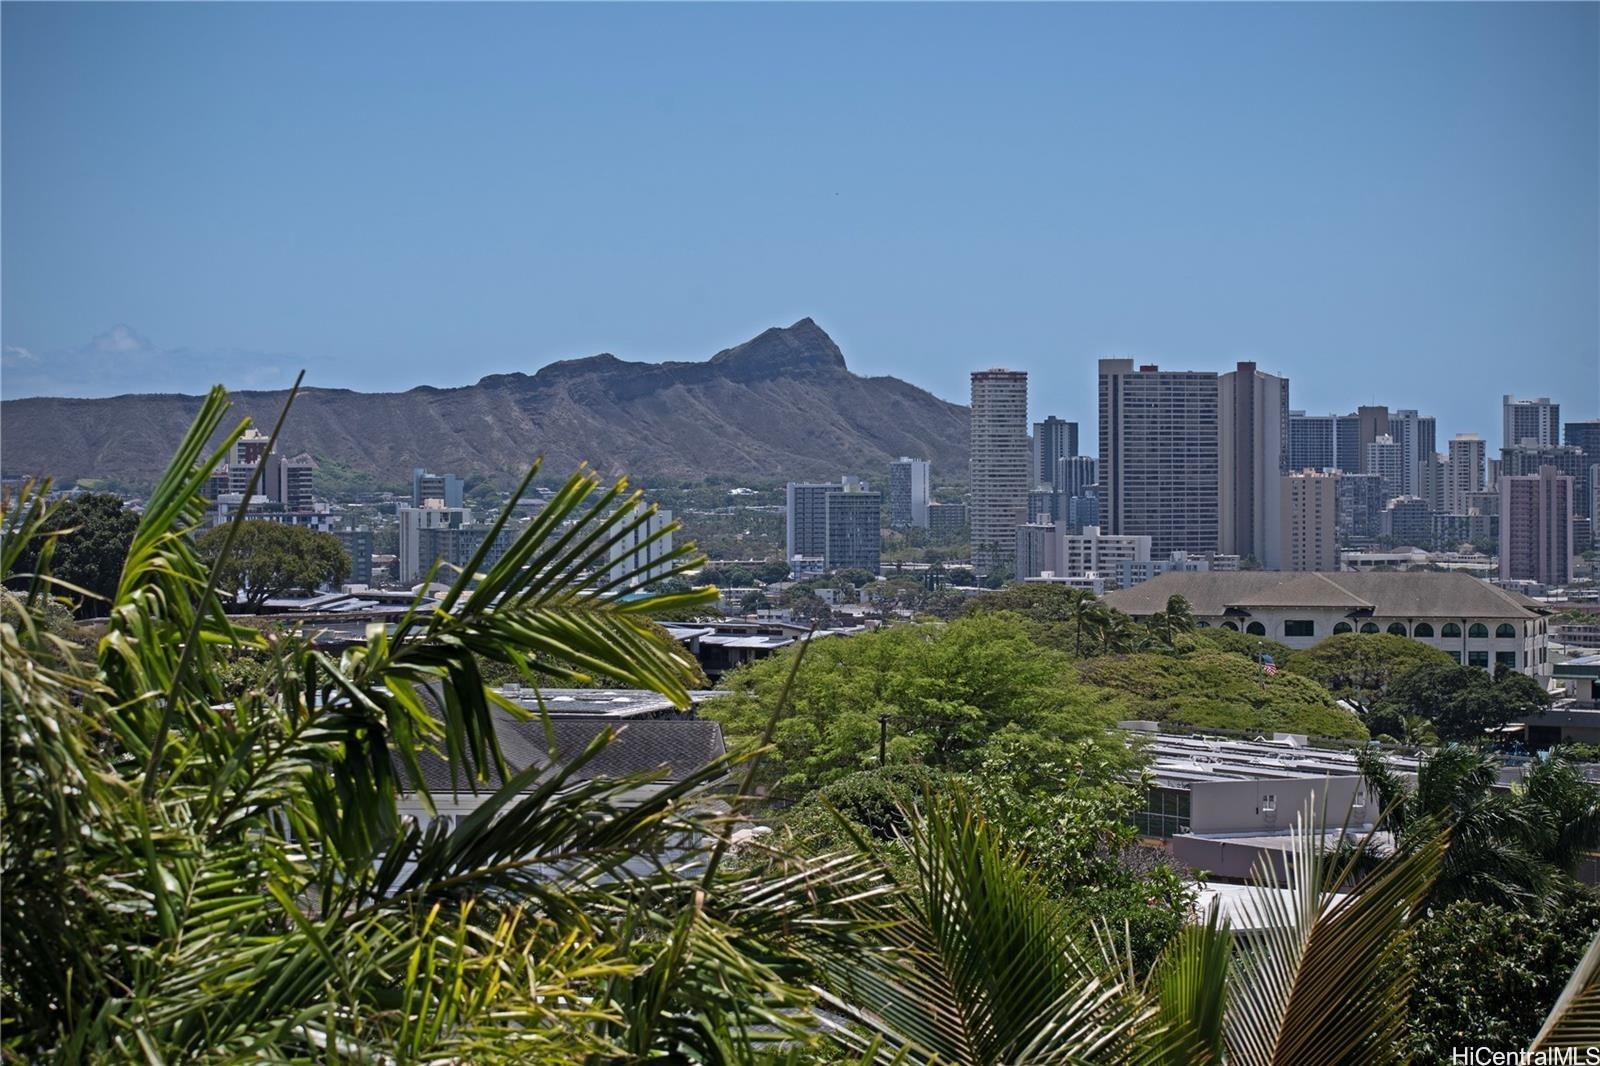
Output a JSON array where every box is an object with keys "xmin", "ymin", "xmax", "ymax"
[
  {"xmin": 1133, "ymin": 730, "xmax": 1422, "ymax": 789},
  {"xmin": 1104, "ymin": 571, "xmax": 1545, "ymax": 620}
]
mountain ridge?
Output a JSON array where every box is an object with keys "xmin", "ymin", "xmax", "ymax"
[{"xmin": 1, "ymin": 319, "xmax": 971, "ymax": 490}]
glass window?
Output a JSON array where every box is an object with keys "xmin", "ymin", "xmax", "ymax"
[
  {"xmin": 1386, "ymin": 622, "xmax": 1408, "ymax": 636},
  {"xmin": 1495, "ymin": 623, "xmax": 1516, "ymax": 639},
  {"xmin": 1360, "ymin": 622, "xmax": 1380, "ymax": 634},
  {"xmin": 1468, "ymin": 623, "xmax": 1489, "ymax": 639},
  {"xmin": 1446, "ymin": 650, "xmax": 1461, "ymax": 664},
  {"xmin": 1221, "ymin": 621, "xmax": 1238, "ymax": 631},
  {"xmin": 1196, "ymin": 621, "xmax": 1210, "ymax": 628},
  {"xmin": 1413, "ymin": 622, "xmax": 1434, "ymax": 637},
  {"xmin": 1333, "ymin": 622, "xmax": 1353, "ymax": 634},
  {"xmin": 1442, "ymin": 623, "xmax": 1462, "ymax": 638},
  {"xmin": 1495, "ymin": 651, "xmax": 1518, "ymax": 671},
  {"xmin": 1468, "ymin": 650, "xmax": 1489, "ymax": 669},
  {"xmin": 1246, "ymin": 622, "xmax": 1266, "ymax": 636},
  {"xmin": 1284, "ymin": 620, "xmax": 1315, "ymax": 638}
]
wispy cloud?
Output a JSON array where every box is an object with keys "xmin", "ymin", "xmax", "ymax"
[{"xmin": 0, "ymin": 328, "xmax": 324, "ymax": 398}]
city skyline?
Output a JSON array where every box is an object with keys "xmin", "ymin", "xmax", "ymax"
[{"xmin": 3, "ymin": 2, "xmax": 1595, "ymax": 445}]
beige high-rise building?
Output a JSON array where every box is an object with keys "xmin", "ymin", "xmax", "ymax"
[
  {"xmin": 1280, "ymin": 471, "xmax": 1339, "ymax": 572},
  {"xmin": 1445, "ymin": 434, "xmax": 1487, "ymax": 514},
  {"xmin": 1501, "ymin": 465, "xmax": 1573, "ymax": 586},
  {"xmin": 970, "ymin": 369, "xmax": 1030, "ymax": 577},
  {"xmin": 1218, "ymin": 361, "xmax": 1289, "ymax": 568}
]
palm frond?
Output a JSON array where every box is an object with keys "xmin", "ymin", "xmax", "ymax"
[{"xmin": 1530, "ymin": 925, "xmax": 1600, "ymax": 1051}]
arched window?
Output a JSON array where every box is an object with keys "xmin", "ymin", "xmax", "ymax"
[
  {"xmin": 1196, "ymin": 621, "xmax": 1211, "ymax": 628},
  {"xmin": 1221, "ymin": 621, "xmax": 1238, "ymax": 631},
  {"xmin": 1413, "ymin": 622, "xmax": 1434, "ymax": 638},
  {"xmin": 1386, "ymin": 622, "xmax": 1408, "ymax": 636},
  {"xmin": 1495, "ymin": 623, "xmax": 1516, "ymax": 639},
  {"xmin": 1442, "ymin": 623, "xmax": 1462, "ymax": 638},
  {"xmin": 1468, "ymin": 623, "xmax": 1489, "ymax": 639},
  {"xmin": 1246, "ymin": 622, "xmax": 1266, "ymax": 636},
  {"xmin": 1332, "ymin": 622, "xmax": 1353, "ymax": 634},
  {"xmin": 1359, "ymin": 622, "xmax": 1380, "ymax": 634}
]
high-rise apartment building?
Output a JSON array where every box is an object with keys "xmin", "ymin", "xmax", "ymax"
[
  {"xmin": 397, "ymin": 501, "xmax": 473, "ymax": 584},
  {"xmin": 1054, "ymin": 455, "xmax": 1098, "ymax": 499},
  {"xmin": 1281, "ymin": 471, "xmax": 1339, "ymax": 572},
  {"xmin": 1444, "ymin": 434, "xmax": 1486, "ymax": 515},
  {"xmin": 786, "ymin": 478, "xmax": 880, "ymax": 573},
  {"xmin": 927, "ymin": 502, "xmax": 969, "ymax": 540},
  {"xmin": 1565, "ymin": 420, "xmax": 1600, "ymax": 463},
  {"xmin": 1365, "ymin": 435, "xmax": 1404, "ymax": 502},
  {"xmin": 888, "ymin": 458, "xmax": 931, "ymax": 529},
  {"xmin": 1337, "ymin": 474, "xmax": 1384, "ymax": 541},
  {"xmin": 1013, "ymin": 522, "xmax": 1152, "ymax": 581},
  {"xmin": 413, "ymin": 468, "xmax": 464, "ymax": 509},
  {"xmin": 1032, "ymin": 416, "xmax": 1078, "ymax": 488},
  {"xmin": 607, "ymin": 508, "xmax": 676, "ymax": 588},
  {"xmin": 1501, "ymin": 445, "xmax": 1590, "ymax": 528},
  {"xmin": 1355, "ymin": 406, "xmax": 1390, "ymax": 472},
  {"xmin": 1387, "ymin": 410, "xmax": 1435, "ymax": 499},
  {"xmin": 1504, "ymin": 396, "xmax": 1560, "ymax": 450},
  {"xmin": 786, "ymin": 480, "xmax": 847, "ymax": 562},
  {"xmin": 277, "ymin": 453, "xmax": 317, "ymax": 512},
  {"xmin": 824, "ymin": 486, "xmax": 882, "ymax": 574},
  {"xmin": 1098, "ymin": 359, "xmax": 1220, "ymax": 556},
  {"xmin": 1287, "ymin": 412, "xmax": 1363, "ymax": 472},
  {"xmin": 332, "ymin": 528, "xmax": 374, "ymax": 586},
  {"xmin": 970, "ymin": 369, "xmax": 1031, "ymax": 576},
  {"xmin": 1382, "ymin": 496, "xmax": 1433, "ymax": 546},
  {"xmin": 1218, "ymin": 361, "xmax": 1289, "ymax": 567},
  {"xmin": 1501, "ymin": 465, "xmax": 1573, "ymax": 585}
]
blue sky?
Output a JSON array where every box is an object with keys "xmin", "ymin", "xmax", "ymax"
[{"xmin": 3, "ymin": 2, "xmax": 1596, "ymax": 443}]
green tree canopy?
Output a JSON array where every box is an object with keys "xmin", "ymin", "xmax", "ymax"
[
  {"xmin": 5, "ymin": 492, "xmax": 139, "ymax": 617},
  {"xmin": 1283, "ymin": 632, "xmax": 1456, "ymax": 708},
  {"xmin": 195, "ymin": 520, "xmax": 350, "ymax": 609},
  {"xmin": 1075, "ymin": 650, "xmax": 1368, "ymax": 739},
  {"xmin": 703, "ymin": 612, "xmax": 1128, "ymax": 799},
  {"xmin": 1192, "ymin": 626, "xmax": 1294, "ymax": 663},
  {"xmin": 1379, "ymin": 662, "xmax": 1551, "ymax": 742}
]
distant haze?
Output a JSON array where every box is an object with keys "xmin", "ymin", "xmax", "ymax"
[{"xmin": 3, "ymin": 3, "xmax": 1595, "ymax": 445}]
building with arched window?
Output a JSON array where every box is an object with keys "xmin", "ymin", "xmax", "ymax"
[{"xmin": 1104, "ymin": 571, "xmax": 1550, "ymax": 680}]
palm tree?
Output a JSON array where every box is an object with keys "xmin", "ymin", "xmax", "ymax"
[
  {"xmin": 1358, "ymin": 745, "xmax": 1566, "ymax": 910},
  {"xmin": 1056, "ymin": 582, "xmax": 1107, "ymax": 656},
  {"xmin": 1164, "ymin": 595, "xmax": 1196, "ymax": 635},
  {"xmin": 0, "ymin": 386, "xmax": 875, "ymax": 1062}
]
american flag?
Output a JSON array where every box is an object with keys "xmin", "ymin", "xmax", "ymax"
[{"xmin": 1261, "ymin": 654, "xmax": 1278, "ymax": 677}]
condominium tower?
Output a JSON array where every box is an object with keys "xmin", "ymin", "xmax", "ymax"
[
  {"xmin": 970, "ymin": 369, "xmax": 1031, "ymax": 576},
  {"xmin": 1500, "ymin": 465, "xmax": 1574, "ymax": 586},
  {"xmin": 1504, "ymin": 396, "xmax": 1561, "ymax": 450},
  {"xmin": 1032, "ymin": 416, "xmax": 1078, "ymax": 489},
  {"xmin": 888, "ymin": 457, "xmax": 931, "ymax": 529},
  {"xmin": 1218, "ymin": 361, "xmax": 1289, "ymax": 567},
  {"xmin": 1098, "ymin": 359, "xmax": 1220, "ymax": 556}
]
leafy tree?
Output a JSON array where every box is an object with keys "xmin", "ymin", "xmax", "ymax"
[
  {"xmin": 5, "ymin": 491, "xmax": 139, "ymax": 617},
  {"xmin": 1193, "ymin": 625, "xmax": 1293, "ymax": 664},
  {"xmin": 1075, "ymin": 650, "xmax": 1368, "ymax": 739},
  {"xmin": 1283, "ymin": 632, "xmax": 1456, "ymax": 708},
  {"xmin": 1381, "ymin": 662, "xmax": 1550, "ymax": 742},
  {"xmin": 1406, "ymin": 897, "xmax": 1600, "ymax": 1063},
  {"xmin": 703, "ymin": 613, "xmax": 1128, "ymax": 799},
  {"xmin": 195, "ymin": 520, "xmax": 351, "ymax": 609}
]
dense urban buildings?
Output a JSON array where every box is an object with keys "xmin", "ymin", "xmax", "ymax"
[
  {"xmin": 1501, "ymin": 465, "xmax": 1574, "ymax": 586},
  {"xmin": 1014, "ymin": 521, "xmax": 1152, "ymax": 581},
  {"xmin": 785, "ymin": 477, "xmax": 880, "ymax": 574},
  {"xmin": 1217, "ymin": 361, "xmax": 1289, "ymax": 567},
  {"xmin": 412, "ymin": 468, "xmax": 464, "ymax": 509},
  {"xmin": 1098, "ymin": 359, "xmax": 1220, "ymax": 557},
  {"xmin": 887, "ymin": 457, "xmax": 931, "ymax": 529},
  {"xmin": 969, "ymin": 369, "xmax": 1030, "ymax": 576},
  {"xmin": 1032, "ymin": 416, "xmax": 1078, "ymax": 488}
]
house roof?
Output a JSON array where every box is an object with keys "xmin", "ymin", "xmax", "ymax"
[{"xmin": 1103, "ymin": 571, "xmax": 1545, "ymax": 620}]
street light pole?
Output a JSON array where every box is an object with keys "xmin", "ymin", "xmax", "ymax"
[{"xmin": 878, "ymin": 712, "xmax": 890, "ymax": 767}]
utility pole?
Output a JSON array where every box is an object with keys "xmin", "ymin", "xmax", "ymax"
[{"xmin": 878, "ymin": 713, "xmax": 890, "ymax": 767}]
